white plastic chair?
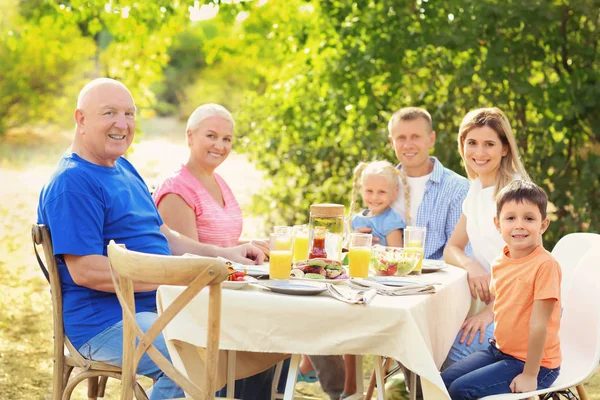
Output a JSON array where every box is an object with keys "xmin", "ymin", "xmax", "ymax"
[
  {"xmin": 551, "ymin": 233, "xmax": 598, "ymax": 304},
  {"xmin": 481, "ymin": 232, "xmax": 600, "ymax": 400}
]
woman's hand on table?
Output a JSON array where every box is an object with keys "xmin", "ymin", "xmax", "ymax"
[
  {"xmin": 458, "ymin": 307, "xmax": 494, "ymax": 346},
  {"xmin": 464, "ymin": 260, "xmax": 491, "ymax": 303},
  {"xmin": 249, "ymin": 239, "xmax": 269, "ymax": 257},
  {"xmin": 228, "ymin": 243, "xmax": 266, "ymax": 265}
]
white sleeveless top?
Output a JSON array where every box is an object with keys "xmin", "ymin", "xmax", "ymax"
[{"xmin": 462, "ymin": 178, "xmax": 506, "ymax": 272}]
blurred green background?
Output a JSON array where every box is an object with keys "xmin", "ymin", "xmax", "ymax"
[{"xmin": 1, "ymin": 0, "xmax": 599, "ymax": 398}]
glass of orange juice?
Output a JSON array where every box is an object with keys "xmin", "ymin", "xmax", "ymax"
[
  {"xmin": 273, "ymin": 226, "xmax": 293, "ymax": 251},
  {"xmin": 404, "ymin": 226, "xmax": 426, "ymax": 275},
  {"xmin": 270, "ymin": 231, "xmax": 293, "ymax": 279},
  {"xmin": 292, "ymin": 225, "xmax": 310, "ymax": 264},
  {"xmin": 348, "ymin": 233, "xmax": 372, "ymax": 278}
]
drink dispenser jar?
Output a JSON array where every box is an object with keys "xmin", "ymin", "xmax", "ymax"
[{"xmin": 308, "ymin": 204, "xmax": 345, "ymax": 262}]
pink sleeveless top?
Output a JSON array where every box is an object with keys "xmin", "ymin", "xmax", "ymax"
[{"xmin": 153, "ymin": 165, "xmax": 243, "ymax": 247}]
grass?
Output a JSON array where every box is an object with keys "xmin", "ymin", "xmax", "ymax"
[{"xmin": 0, "ymin": 119, "xmax": 599, "ymax": 399}]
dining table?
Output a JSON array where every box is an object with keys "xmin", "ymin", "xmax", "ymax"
[{"xmin": 156, "ymin": 263, "xmax": 471, "ymax": 399}]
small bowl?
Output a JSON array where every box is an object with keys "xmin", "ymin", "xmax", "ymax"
[{"xmin": 370, "ymin": 245, "xmax": 420, "ymax": 276}]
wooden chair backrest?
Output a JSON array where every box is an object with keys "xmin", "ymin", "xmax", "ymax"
[
  {"xmin": 31, "ymin": 224, "xmax": 92, "ymax": 370},
  {"xmin": 106, "ymin": 241, "xmax": 229, "ymax": 400}
]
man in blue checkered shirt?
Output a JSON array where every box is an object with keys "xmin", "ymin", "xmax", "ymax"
[{"xmin": 387, "ymin": 107, "xmax": 469, "ymax": 260}]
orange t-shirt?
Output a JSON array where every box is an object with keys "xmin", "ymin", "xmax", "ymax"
[{"xmin": 490, "ymin": 245, "xmax": 562, "ymax": 369}]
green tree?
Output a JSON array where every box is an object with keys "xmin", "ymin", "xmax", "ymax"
[{"xmin": 239, "ymin": 0, "xmax": 600, "ymax": 246}]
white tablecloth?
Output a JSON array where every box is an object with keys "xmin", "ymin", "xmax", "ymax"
[{"xmin": 157, "ymin": 265, "xmax": 471, "ymax": 399}]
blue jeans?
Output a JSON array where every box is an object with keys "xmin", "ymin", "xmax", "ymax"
[
  {"xmin": 441, "ymin": 343, "xmax": 560, "ymax": 400},
  {"xmin": 78, "ymin": 312, "xmax": 184, "ymax": 400},
  {"xmin": 443, "ymin": 321, "xmax": 495, "ymax": 369}
]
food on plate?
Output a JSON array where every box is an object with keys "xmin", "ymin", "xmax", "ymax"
[
  {"xmin": 227, "ymin": 265, "xmax": 247, "ymax": 282},
  {"xmin": 370, "ymin": 246, "xmax": 418, "ymax": 276},
  {"xmin": 293, "ymin": 258, "xmax": 349, "ymax": 280},
  {"xmin": 290, "ymin": 269, "xmax": 305, "ymax": 278}
]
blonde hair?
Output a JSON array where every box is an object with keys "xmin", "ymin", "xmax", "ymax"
[
  {"xmin": 349, "ymin": 161, "xmax": 411, "ymax": 226},
  {"xmin": 458, "ymin": 107, "xmax": 529, "ymax": 196},
  {"xmin": 186, "ymin": 103, "xmax": 235, "ymax": 133}
]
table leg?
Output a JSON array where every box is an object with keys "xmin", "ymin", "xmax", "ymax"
[
  {"xmin": 355, "ymin": 355, "xmax": 364, "ymax": 396},
  {"xmin": 283, "ymin": 354, "xmax": 301, "ymax": 400},
  {"xmin": 226, "ymin": 350, "xmax": 236, "ymax": 398},
  {"xmin": 409, "ymin": 372, "xmax": 417, "ymax": 400},
  {"xmin": 271, "ymin": 361, "xmax": 284, "ymax": 400},
  {"xmin": 374, "ymin": 356, "xmax": 386, "ymax": 400}
]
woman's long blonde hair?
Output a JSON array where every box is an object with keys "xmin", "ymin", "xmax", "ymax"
[
  {"xmin": 458, "ymin": 107, "xmax": 529, "ymax": 196},
  {"xmin": 349, "ymin": 161, "xmax": 411, "ymax": 226}
]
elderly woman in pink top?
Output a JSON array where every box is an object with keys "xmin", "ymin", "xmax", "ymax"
[
  {"xmin": 153, "ymin": 104, "xmax": 254, "ymax": 248},
  {"xmin": 153, "ymin": 104, "xmax": 273, "ymax": 398}
]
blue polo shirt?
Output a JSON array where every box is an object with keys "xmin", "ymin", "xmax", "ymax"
[{"xmin": 37, "ymin": 153, "xmax": 171, "ymax": 349}]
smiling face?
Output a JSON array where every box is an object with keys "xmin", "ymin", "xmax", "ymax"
[
  {"xmin": 187, "ymin": 115, "xmax": 234, "ymax": 171},
  {"xmin": 494, "ymin": 200, "xmax": 549, "ymax": 259},
  {"xmin": 388, "ymin": 117, "xmax": 435, "ymax": 177},
  {"xmin": 463, "ymin": 126, "xmax": 508, "ymax": 187},
  {"xmin": 74, "ymin": 81, "xmax": 136, "ymax": 166},
  {"xmin": 361, "ymin": 174, "xmax": 398, "ymax": 216}
]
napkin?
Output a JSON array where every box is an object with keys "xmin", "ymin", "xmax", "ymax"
[
  {"xmin": 348, "ymin": 278, "xmax": 435, "ymax": 296},
  {"xmin": 326, "ymin": 284, "xmax": 377, "ymax": 305}
]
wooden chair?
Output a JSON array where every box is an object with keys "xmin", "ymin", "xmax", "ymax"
[
  {"xmin": 106, "ymin": 240, "xmax": 230, "ymax": 400},
  {"xmin": 32, "ymin": 224, "xmax": 147, "ymax": 400}
]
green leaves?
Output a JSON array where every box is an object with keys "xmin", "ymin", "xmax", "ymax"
[{"xmin": 238, "ymin": 0, "xmax": 599, "ymax": 247}]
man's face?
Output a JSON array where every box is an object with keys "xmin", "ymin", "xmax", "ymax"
[
  {"xmin": 388, "ymin": 117, "xmax": 435, "ymax": 177},
  {"xmin": 75, "ymin": 83, "xmax": 136, "ymax": 166}
]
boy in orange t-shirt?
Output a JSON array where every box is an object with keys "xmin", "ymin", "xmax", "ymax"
[{"xmin": 442, "ymin": 180, "xmax": 561, "ymax": 399}]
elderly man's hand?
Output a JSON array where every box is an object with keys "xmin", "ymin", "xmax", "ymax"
[{"xmin": 229, "ymin": 243, "xmax": 266, "ymax": 265}]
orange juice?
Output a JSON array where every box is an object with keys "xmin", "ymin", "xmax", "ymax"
[
  {"xmin": 292, "ymin": 234, "xmax": 309, "ymax": 263},
  {"xmin": 270, "ymin": 250, "xmax": 293, "ymax": 279},
  {"xmin": 275, "ymin": 238, "xmax": 292, "ymax": 251},
  {"xmin": 348, "ymin": 247, "xmax": 371, "ymax": 278},
  {"xmin": 405, "ymin": 247, "xmax": 425, "ymax": 274}
]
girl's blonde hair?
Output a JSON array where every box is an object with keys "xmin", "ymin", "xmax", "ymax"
[
  {"xmin": 458, "ymin": 107, "xmax": 529, "ymax": 196},
  {"xmin": 349, "ymin": 160, "xmax": 411, "ymax": 224}
]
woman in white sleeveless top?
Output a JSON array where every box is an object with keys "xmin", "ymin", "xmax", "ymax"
[{"xmin": 443, "ymin": 107, "xmax": 529, "ymax": 367}]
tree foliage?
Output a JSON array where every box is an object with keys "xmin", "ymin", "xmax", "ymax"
[{"xmin": 239, "ymin": 0, "xmax": 600, "ymax": 247}]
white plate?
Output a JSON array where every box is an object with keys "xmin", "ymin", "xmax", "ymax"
[
  {"xmin": 222, "ymin": 276, "xmax": 257, "ymax": 290},
  {"xmin": 367, "ymin": 276, "xmax": 421, "ymax": 287},
  {"xmin": 290, "ymin": 276, "xmax": 349, "ymax": 285},
  {"xmin": 258, "ymin": 280, "xmax": 327, "ymax": 295},
  {"xmin": 421, "ymin": 259, "xmax": 447, "ymax": 273}
]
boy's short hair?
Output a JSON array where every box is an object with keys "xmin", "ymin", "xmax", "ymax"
[
  {"xmin": 496, "ymin": 180, "xmax": 548, "ymax": 219},
  {"xmin": 388, "ymin": 107, "xmax": 433, "ymax": 134}
]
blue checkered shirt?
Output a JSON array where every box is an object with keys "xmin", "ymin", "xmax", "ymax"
[{"xmin": 396, "ymin": 157, "xmax": 470, "ymax": 260}]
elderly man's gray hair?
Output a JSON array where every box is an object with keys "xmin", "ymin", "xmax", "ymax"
[{"xmin": 186, "ymin": 104, "xmax": 235, "ymax": 132}]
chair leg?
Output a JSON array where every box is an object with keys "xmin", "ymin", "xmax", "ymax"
[
  {"xmin": 365, "ymin": 357, "xmax": 393, "ymax": 399},
  {"xmin": 576, "ymin": 384, "xmax": 588, "ymax": 400},
  {"xmin": 62, "ymin": 366, "xmax": 74, "ymax": 388},
  {"xmin": 97, "ymin": 376, "xmax": 109, "ymax": 397},
  {"xmin": 87, "ymin": 377, "xmax": 99, "ymax": 399}
]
